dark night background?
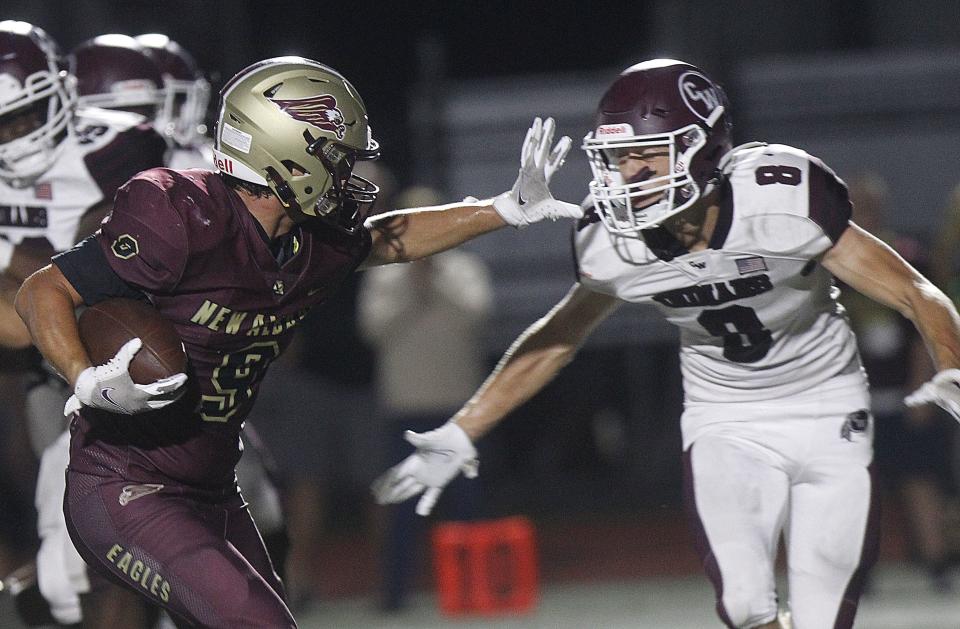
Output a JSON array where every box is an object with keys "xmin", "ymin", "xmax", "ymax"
[{"xmin": 8, "ymin": 0, "xmax": 960, "ymax": 188}]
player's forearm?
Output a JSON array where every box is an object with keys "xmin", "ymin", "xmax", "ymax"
[
  {"xmin": 452, "ymin": 318, "xmax": 577, "ymax": 441},
  {"xmin": 363, "ymin": 201, "xmax": 505, "ymax": 266},
  {"xmin": 15, "ymin": 266, "xmax": 90, "ymax": 385},
  {"xmin": 904, "ymin": 279, "xmax": 960, "ymax": 371}
]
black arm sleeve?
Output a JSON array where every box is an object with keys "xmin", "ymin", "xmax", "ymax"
[{"xmin": 52, "ymin": 236, "xmax": 148, "ymax": 306}]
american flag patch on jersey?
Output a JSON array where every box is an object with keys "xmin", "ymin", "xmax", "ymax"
[
  {"xmin": 34, "ymin": 182, "xmax": 52, "ymax": 200},
  {"xmin": 735, "ymin": 256, "xmax": 767, "ymax": 275}
]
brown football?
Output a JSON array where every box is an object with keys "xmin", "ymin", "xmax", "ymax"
[{"xmin": 78, "ymin": 298, "xmax": 187, "ymax": 385}]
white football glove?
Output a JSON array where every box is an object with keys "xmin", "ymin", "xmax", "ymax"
[
  {"xmin": 492, "ymin": 116, "xmax": 583, "ymax": 228},
  {"xmin": 65, "ymin": 337, "xmax": 188, "ymax": 416},
  {"xmin": 371, "ymin": 421, "xmax": 478, "ymax": 516},
  {"xmin": 905, "ymin": 368, "xmax": 960, "ymax": 421}
]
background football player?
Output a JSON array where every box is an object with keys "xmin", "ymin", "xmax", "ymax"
[
  {"xmin": 14, "ymin": 55, "xmax": 580, "ymax": 627},
  {"xmin": 0, "ymin": 20, "xmax": 168, "ymax": 628},
  {"xmin": 372, "ymin": 59, "xmax": 960, "ymax": 629},
  {"xmin": 134, "ymin": 33, "xmax": 212, "ymax": 169}
]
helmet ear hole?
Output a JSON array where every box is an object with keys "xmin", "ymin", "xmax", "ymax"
[
  {"xmin": 264, "ymin": 166, "xmax": 297, "ymax": 206},
  {"xmin": 281, "ymin": 159, "xmax": 310, "ymax": 176},
  {"xmin": 262, "ymin": 83, "xmax": 282, "ymax": 99}
]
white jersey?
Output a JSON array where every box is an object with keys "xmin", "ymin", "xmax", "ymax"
[
  {"xmin": 574, "ymin": 143, "xmax": 866, "ymax": 409},
  {"xmin": 0, "ymin": 108, "xmax": 167, "ymax": 251}
]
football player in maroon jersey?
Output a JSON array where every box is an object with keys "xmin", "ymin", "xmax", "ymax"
[
  {"xmin": 80, "ymin": 31, "xmax": 293, "ymax": 603},
  {"xmin": 15, "ymin": 56, "xmax": 578, "ymax": 627}
]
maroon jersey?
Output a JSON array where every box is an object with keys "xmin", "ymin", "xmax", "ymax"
[{"xmin": 73, "ymin": 169, "xmax": 370, "ymax": 487}]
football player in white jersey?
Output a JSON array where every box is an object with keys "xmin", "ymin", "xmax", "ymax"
[
  {"xmin": 0, "ymin": 21, "xmax": 167, "ymax": 628},
  {"xmin": 372, "ymin": 59, "xmax": 960, "ymax": 629}
]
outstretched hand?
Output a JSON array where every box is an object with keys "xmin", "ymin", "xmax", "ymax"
[
  {"xmin": 493, "ymin": 117, "xmax": 583, "ymax": 228},
  {"xmin": 905, "ymin": 368, "xmax": 960, "ymax": 421},
  {"xmin": 371, "ymin": 421, "xmax": 478, "ymax": 516}
]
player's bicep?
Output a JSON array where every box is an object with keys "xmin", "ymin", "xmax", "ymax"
[
  {"xmin": 18, "ymin": 263, "xmax": 84, "ymax": 311},
  {"xmin": 822, "ymin": 222, "xmax": 925, "ymax": 313}
]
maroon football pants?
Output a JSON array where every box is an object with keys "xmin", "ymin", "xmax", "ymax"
[{"xmin": 64, "ymin": 469, "xmax": 295, "ymax": 628}]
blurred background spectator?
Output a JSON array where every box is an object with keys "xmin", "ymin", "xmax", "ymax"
[
  {"xmin": 359, "ymin": 185, "xmax": 492, "ymax": 610},
  {"xmin": 841, "ymin": 173, "xmax": 957, "ymax": 592}
]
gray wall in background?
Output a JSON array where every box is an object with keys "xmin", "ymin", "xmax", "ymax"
[{"xmin": 735, "ymin": 49, "xmax": 960, "ymax": 235}]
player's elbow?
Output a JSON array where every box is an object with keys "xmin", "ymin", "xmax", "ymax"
[{"xmin": 15, "ymin": 266, "xmax": 61, "ymax": 329}]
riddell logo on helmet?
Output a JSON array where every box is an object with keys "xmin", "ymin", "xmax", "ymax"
[
  {"xmin": 596, "ymin": 124, "xmax": 634, "ymax": 138},
  {"xmin": 213, "ymin": 154, "xmax": 234, "ymax": 174},
  {"xmin": 679, "ymin": 71, "xmax": 721, "ymax": 122},
  {"xmin": 269, "ymin": 94, "xmax": 347, "ymax": 140}
]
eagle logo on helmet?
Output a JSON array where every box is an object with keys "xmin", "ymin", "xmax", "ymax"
[{"xmin": 269, "ymin": 94, "xmax": 346, "ymax": 139}]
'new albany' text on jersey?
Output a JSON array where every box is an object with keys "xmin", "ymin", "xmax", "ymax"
[{"xmin": 574, "ymin": 144, "xmax": 866, "ymax": 430}]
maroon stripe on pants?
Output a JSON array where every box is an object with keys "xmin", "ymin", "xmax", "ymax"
[
  {"xmin": 832, "ymin": 463, "xmax": 881, "ymax": 629},
  {"xmin": 682, "ymin": 445, "xmax": 736, "ymax": 628}
]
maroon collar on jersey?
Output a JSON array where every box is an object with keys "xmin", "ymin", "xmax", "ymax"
[
  {"xmin": 642, "ymin": 180, "xmax": 733, "ymax": 262},
  {"xmin": 706, "ymin": 179, "xmax": 734, "ymax": 250}
]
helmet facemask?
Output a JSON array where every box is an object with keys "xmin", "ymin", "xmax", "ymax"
[
  {"xmin": 0, "ymin": 20, "xmax": 76, "ymax": 187},
  {"xmin": 157, "ymin": 75, "xmax": 210, "ymax": 146},
  {"xmin": 262, "ymin": 129, "xmax": 380, "ymax": 233},
  {"xmin": 584, "ymin": 109, "xmax": 723, "ymax": 236}
]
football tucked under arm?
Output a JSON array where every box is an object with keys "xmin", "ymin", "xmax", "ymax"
[{"xmin": 67, "ymin": 298, "xmax": 188, "ymax": 416}]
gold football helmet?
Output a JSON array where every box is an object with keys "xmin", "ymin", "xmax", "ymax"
[{"xmin": 214, "ymin": 57, "xmax": 379, "ymax": 231}]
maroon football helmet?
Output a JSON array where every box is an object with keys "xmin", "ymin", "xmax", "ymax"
[
  {"xmin": 582, "ymin": 59, "xmax": 734, "ymax": 234},
  {"xmin": 135, "ymin": 34, "xmax": 210, "ymax": 146},
  {"xmin": 0, "ymin": 20, "xmax": 77, "ymax": 187},
  {"xmin": 71, "ymin": 34, "xmax": 164, "ymax": 119}
]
